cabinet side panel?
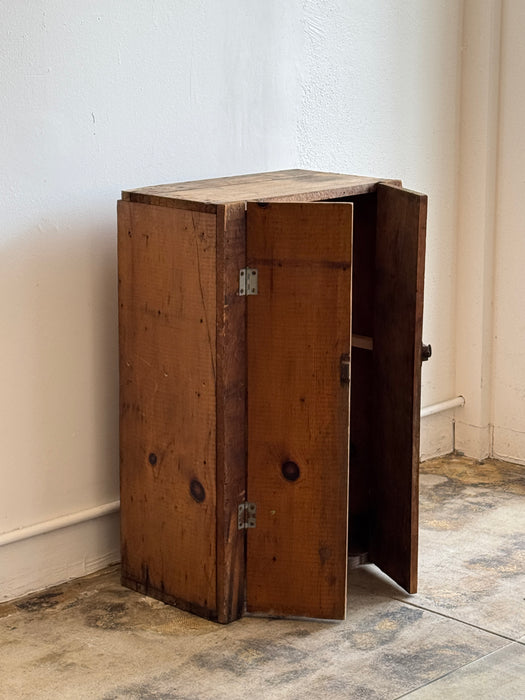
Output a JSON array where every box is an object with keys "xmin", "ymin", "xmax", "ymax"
[
  {"xmin": 215, "ymin": 203, "xmax": 247, "ymax": 623},
  {"xmin": 370, "ymin": 185, "xmax": 427, "ymax": 593},
  {"xmin": 118, "ymin": 200, "xmax": 217, "ymax": 618}
]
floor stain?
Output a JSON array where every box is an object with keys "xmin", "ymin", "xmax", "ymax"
[
  {"xmin": 0, "ymin": 566, "xmax": 121, "ymax": 619},
  {"xmin": 264, "ymin": 668, "xmax": 310, "ymax": 686},
  {"xmin": 466, "ymin": 535, "xmax": 525, "ymax": 578},
  {"xmin": 15, "ymin": 591, "xmax": 63, "ymax": 613},
  {"xmin": 421, "ymin": 456, "xmax": 525, "ymax": 495},
  {"xmin": 35, "ymin": 650, "xmax": 67, "ymax": 665},
  {"xmin": 308, "ymin": 677, "xmax": 383, "ymax": 699},
  {"xmin": 101, "ymin": 677, "xmax": 191, "ymax": 700},
  {"xmin": 76, "ymin": 583, "xmax": 215, "ymax": 636},
  {"xmin": 84, "ymin": 600, "xmax": 129, "ymax": 630},
  {"xmin": 284, "ymin": 627, "xmax": 313, "ymax": 639},
  {"xmin": 1, "ymin": 457, "xmax": 523, "ymax": 699},
  {"xmin": 340, "ymin": 607, "xmax": 424, "ymax": 649},
  {"xmin": 380, "ymin": 642, "xmax": 484, "ymax": 683},
  {"xmin": 419, "ymin": 456, "xmax": 525, "ymax": 532},
  {"xmin": 191, "ymin": 636, "xmax": 308, "ymax": 677}
]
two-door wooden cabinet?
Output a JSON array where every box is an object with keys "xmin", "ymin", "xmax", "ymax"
[{"xmin": 117, "ymin": 169, "xmax": 428, "ymax": 623}]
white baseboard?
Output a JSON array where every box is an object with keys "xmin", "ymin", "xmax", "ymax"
[
  {"xmin": 0, "ymin": 512, "xmax": 120, "ymax": 603},
  {"xmin": 454, "ymin": 421, "xmax": 491, "ymax": 460},
  {"xmin": 420, "ymin": 412, "xmax": 454, "ymax": 461},
  {"xmin": 1, "ymin": 422, "xmax": 520, "ymax": 605},
  {"xmin": 492, "ymin": 425, "xmax": 525, "ymax": 466}
]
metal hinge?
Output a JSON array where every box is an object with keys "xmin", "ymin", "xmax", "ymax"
[
  {"xmin": 238, "ymin": 502, "xmax": 256, "ymax": 530},
  {"xmin": 239, "ymin": 268, "xmax": 258, "ymax": 296}
]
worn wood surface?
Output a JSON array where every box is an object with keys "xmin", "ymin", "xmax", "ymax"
[
  {"xmin": 123, "ymin": 170, "xmax": 401, "ymax": 208},
  {"xmin": 215, "ymin": 203, "xmax": 247, "ymax": 623},
  {"xmin": 370, "ymin": 184, "xmax": 427, "ymax": 593},
  {"xmin": 245, "ymin": 201, "xmax": 353, "ymax": 620},
  {"xmin": 118, "ymin": 200, "xmax": 218, "ymax": 618}
]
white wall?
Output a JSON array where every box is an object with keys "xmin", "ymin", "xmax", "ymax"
[
  {"xmin": 491, "ymin": 0, "xmax": 525, "ymax": 464},
  {"xmin": 0, "ymin": 0, "xmax": 492, "ymax": 601},
  {"xmin": 0, "ymin": 0, "xmax": 302, "ymax": 600},
  {"xmin": 295, "ymin": 0, "xmax": 463, "ymax": 459},
  {"xmin": 454, "ymin": 0, "xmax": 525, "ymax": 463}
]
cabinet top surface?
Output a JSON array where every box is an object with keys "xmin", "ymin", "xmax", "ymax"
[{"xmin": 122, "ymin": 169, "xmax": 400, "ymax": 210}]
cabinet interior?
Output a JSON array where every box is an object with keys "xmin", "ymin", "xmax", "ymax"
[{"xmin": 326, "ymin": 192, "xmax": 377, "ymax": 558}]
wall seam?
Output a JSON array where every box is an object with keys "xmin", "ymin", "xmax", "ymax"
[
  {"xmin": 454, "ymin": 0, "xmax": 503, "ymax": 459},
  {"xmin": 487, "ymin": 0, "xmax": 505, "ymax": 456}
]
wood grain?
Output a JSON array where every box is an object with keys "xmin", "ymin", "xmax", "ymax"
[
  {"xmin": 123, "ymin": 170, "xmax": 401, "ymax": 208},
  {"xmin": 215, "ymin": 203, "xmax": 247, "ymax": 623},
  {"xmin": 118, "ymin": 200, "xmax": 218, "ymax": 618},
  {"xmin": 370, "ymin": 183, "xmax": 427, "ymax": 593},
  {"xmin": 245, "ymin": 201, "xmax": 353, "ymax": 620}
]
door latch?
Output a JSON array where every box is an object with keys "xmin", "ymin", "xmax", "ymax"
[
  {"xmin": 340, "ymin": 354, "xmax": 350, "ymax": 385},
  {"xmin": 422, "ymin": 343, "xmax": 432, "ymax": 362}
]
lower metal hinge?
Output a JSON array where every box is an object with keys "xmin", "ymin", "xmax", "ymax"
[
  {"xmin": 239, "ymin": 268, "xmax": 258, "ymax": 295},
  {"xmin": 238, "ymin": 502, "xmax": 256, "ymax": 530}
]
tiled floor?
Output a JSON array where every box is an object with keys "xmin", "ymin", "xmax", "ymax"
[{"xmin": 0, "ymin": 455, "xmax": 524, "ymax": 699}]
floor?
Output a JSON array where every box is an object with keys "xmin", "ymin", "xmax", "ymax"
[{"xmin": 1, "ymin": 455, "xmax": 524, "ymax": 699}]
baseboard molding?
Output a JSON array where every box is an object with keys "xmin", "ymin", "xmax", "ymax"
[
  {"xmin": 454, "ymin": 421, "xmax": 491, "ymax": 460},
  {"xmin": 492, "ymin": 425, "xmax": 525, "ymax": 466},
  {"xmin": 0, "ymin": 512, "xmax": 120, "ymax": 603},
  {"xmin": 420, "ymin": 412, "xmax": 454, "ymax": 461}
]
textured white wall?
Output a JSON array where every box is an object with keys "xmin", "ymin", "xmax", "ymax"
[
  {"xmin": 491, "ymin": 0, "xmax": 525, "ymax": 464},
  {"xmin": 296, "ymin": 0, "xmax": 463, "ymax": 458},
  {"xmin": 454, "ymin": 0, "xmax": 525, "ymax": 463},
  {"xmin": 0, "ymin": 0, "xmax": 302, "ymax": 599},
  {"xmin": 1, "ymin": 0, "xmax": 464, "ymax": 599},
  {"xmin": 454, "ymin": 0, "xmax": 501, "ymax": 459}
]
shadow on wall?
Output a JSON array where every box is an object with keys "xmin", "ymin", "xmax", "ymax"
[{"xmin": 0, "ymin": 209, "xmax": 119, "ymax": 533}]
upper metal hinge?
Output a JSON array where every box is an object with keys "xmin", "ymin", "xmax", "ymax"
[
  {"xmin": 239, "ymin": 268, "xmax": 258, "ymax": 296},
  {"xmin": 238, "ymin": 502, "xmax": 256, "ymax": 530}
]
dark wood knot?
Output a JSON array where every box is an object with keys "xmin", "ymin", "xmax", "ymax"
[
  {"xmin": 190, "ymin": 479, "xmax": 206, "ymax": 503},
  {"xmin": 281, "ymin": 461, "xmax": 300, "ymax": 482}
]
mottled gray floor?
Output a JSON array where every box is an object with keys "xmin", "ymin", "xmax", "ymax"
[{"xmin": 1, "ymin": 456, "xmax": 524, "ymax": 699}]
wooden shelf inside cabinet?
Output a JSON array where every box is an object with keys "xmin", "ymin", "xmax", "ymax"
[{"xmin": 117, "ymin": 169, "xmax": 428, "ymax": 623}]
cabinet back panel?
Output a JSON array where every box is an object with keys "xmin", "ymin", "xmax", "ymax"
[{"xmin": 332, "ymin": 193, "xmax": 376, "ymax": 555}]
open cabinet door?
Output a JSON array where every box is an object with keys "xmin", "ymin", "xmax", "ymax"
[
  {"xmin": 245, "ymin": 201, "xmax": 353, "ymax": 620},
  {"xmin": 370, "ymin": 183, "xmax": 427, "ymax": 593}
]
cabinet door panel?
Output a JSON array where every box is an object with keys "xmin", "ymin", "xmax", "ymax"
[
  {"xmin": 246, "ymin": 201, "xmax": 353, "ymax": 620},
  {"xmin": 370, "ymin": 184, "xmax": 427, "ymax": 593}
]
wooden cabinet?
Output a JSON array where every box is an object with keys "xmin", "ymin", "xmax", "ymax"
[{"xmin": 117, "ymin": 170, "xmax": 427, "ymax": 623}]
